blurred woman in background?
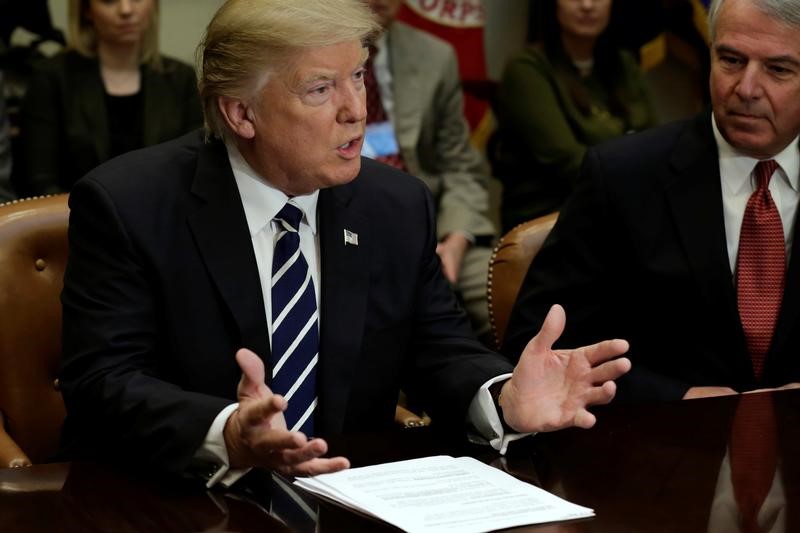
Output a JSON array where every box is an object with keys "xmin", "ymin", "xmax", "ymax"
[
  {"xmin": 20, "ymin": 0, "xmax": 202, "ymax": 195},
  {"xmin": 494, "ymin": 0, "xmax": 656, "ymax": 231}
]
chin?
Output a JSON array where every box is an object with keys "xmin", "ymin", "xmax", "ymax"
[
  {"xmin": 728, "ymin": 136, "xmax": 774, "ymax": 158},
  {"xmin": 320, "ymin": 164, "xmax": 361, "ymax": 190}
]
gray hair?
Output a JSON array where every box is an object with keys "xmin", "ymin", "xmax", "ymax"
[
  {"xmin": 197, "ymin": 0, "xmax": 380, "ymax": 140},
  {"xmin": 708, "ymin": 0, "xmax": 800, "ymax": 41}
]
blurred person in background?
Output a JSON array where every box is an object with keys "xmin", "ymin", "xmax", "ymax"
[
  {"xmin": 493, "ymin": 0, "xmax": 656, "ymax": 231},
  {"xmin": 366, "ymin": 0, "xmax": 496, "ymax": 341},
  {"xmin": 20, "ymin": 0, "xmax": 202, "ymax": 196},
  {"xmin": 504, "ymin": 0, "xmax": 800, "ymax": 402}
]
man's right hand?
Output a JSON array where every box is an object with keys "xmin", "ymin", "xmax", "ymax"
[{"xmin": 223, "ymin": 348, "xmax": 350, "ymax": 476}]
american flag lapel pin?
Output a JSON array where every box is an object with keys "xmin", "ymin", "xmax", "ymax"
[{"xmin": 344, "ymin": 229, "xmax": 359, "ymax": 246}]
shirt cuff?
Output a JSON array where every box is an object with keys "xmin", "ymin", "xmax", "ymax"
[
  {"xmin": 467, "ymin": 374, "xmax": 532, "ymax": 454},
  {"xmin": 193, "ymin": 402, "xmax": 251, "ymax": 488}
]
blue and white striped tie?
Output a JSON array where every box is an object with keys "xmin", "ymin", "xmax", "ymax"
[{"xmin": 270, "ymin": 203, "xmax": 318, "ymax": 436}]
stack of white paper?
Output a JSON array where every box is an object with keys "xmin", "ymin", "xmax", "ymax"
[{"xmin": 294, "ymin": 455, "xmax": 593, "ymax": 532}]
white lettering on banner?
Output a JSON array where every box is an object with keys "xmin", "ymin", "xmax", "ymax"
[{"xmin": 404, "ymin": 0, "xmax": 485, "ymax": 28}]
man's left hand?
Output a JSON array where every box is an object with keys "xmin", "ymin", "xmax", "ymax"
[
  {"xmin": 436, "ymin": 233, "xmax": 470, "ymax": 284},
  {"xmin": 500, "ymin": 304, "xmax": 631, "ymax": 433}
]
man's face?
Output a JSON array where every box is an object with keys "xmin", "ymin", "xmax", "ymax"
[
  {"xmin": 710, "ymin": 0, "xmax": 800, "ymax": 158},
  {"xmin": 368, "ymin": 0, "xmax": 403, "ymax": 29},
  {"xmin": 242, "ymin": 41, "xmax": 367, "ymax": 196}
]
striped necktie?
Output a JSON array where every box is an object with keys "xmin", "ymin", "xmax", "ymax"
[{"xmin": 270, "ymin": 203, "xmax": 319, "ymax": 436}]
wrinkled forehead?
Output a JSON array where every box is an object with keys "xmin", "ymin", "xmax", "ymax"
[{"xmin": 273, "ymin": 41, "xmax": 369, "ymax": 88}]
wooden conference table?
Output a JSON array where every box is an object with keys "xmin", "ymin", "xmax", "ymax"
[{"xmin": 1, "ymin": 388, "xmax": 798, "ymax": 532}]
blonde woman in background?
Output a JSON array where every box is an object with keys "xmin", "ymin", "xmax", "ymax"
[{"xmin": 20, "ymin": 0, "xmax": 202, "ymax": 195}]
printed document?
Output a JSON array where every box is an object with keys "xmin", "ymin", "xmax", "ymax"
[{"xmin": 294, "ymin": 455, "xmax": 592, "ymax": 532}]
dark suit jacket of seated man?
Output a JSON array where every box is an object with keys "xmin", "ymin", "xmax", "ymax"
[
  {"xmin": 59, "ymin": 131, "xmax": 512, "ymax": 472},
  {"xmin": 504, "ymin": 112, "xmax": 800, "ymax": 402},
  {"xmin": 503, "ymin": 0, "xmax": 800, "ymax": 403}
]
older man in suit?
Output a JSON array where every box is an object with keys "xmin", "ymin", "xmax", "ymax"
[
  {"xmin": 365, "ymin": 0, "xmax": 495, "ymax": 340},
  {"xmin": 59, "ymin": 0, "xmax": 630, "ymax": 484},
  {"xmin": 504, "ymin": 0, "xmax": 800, "ymax": 402}
]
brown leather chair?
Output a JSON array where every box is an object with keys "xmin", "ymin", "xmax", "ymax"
[
  {"xmin": 0, "ymin": 194, "xmax": 70, "ymax": 468},
  {"xmin": 487, "ymin": 212, "xmax": 558, "ymax": 350}
]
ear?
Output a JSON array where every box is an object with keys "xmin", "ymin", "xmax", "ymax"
[{"xmin": 217, "ymin": 96, "xmax": 256, "ymax": 139}]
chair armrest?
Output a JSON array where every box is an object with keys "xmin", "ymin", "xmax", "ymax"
[{"xmin": 0, "ymin": 412, "xmax": 32, "ymax": 468}]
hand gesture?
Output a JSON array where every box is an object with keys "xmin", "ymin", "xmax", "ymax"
[
  {"xmin": 223, "ymin": 349, "xmax": 350, "ymax": 476},
  {"xmin": 500, "ymin": 305, "xmax": 631, "ymax": 432}
]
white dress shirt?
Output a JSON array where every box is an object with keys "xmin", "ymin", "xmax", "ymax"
[{"xmin": 714, "ymin": 117, "xmax": 800, "ymax": 273}]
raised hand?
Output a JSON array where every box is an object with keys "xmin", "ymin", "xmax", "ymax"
[
  {"xmin": 500, "ymin": 305, "xmax": 631, "ymax": 433},
  {"xmin": 223, "ymin": 348, "xmax": 350, "ymax": 476}
]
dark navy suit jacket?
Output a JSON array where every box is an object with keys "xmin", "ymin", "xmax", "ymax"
[{"xmin": 59, "ymin": 131, "xmax": 512, "ymax": 473}]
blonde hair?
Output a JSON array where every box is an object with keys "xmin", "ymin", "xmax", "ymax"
[
  {"xmin": 67, "ymin": 0, "xmax": 162, "ymax": 69},
  {"xmin": 197, "ymin": 0, "xmax": 380, "ymax": 139}
]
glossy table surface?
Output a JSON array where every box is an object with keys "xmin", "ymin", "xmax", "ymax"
[{"xmin": 1, "ymin": 389, "xmax": 798, "ymax": 532}]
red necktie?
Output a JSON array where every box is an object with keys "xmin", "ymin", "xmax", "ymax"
[
  {"xmin": 729, "ymin": 394, "xmax": 778, "ymax": 533},
  {"xmin": 736, "ymin": 160, "xmax": 784, "ymax": 380},
  {"xmin": 363, "ymin": 46, "xmax": 406, "ymax": 171}
]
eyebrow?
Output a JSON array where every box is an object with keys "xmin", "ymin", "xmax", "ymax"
[
  {"xmin": 715, "ymin": 44, "xmax": 800, "ymax": 67},
  {"xmin": 293, "ymin": 59, "xmax": 369, "ymax": 90},
  {"xmin": 299, "ymin": 74, "xmax": 335, "ymax": 86}
]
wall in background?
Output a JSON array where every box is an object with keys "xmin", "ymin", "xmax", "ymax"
[
  {"xmin": 48, "ymin": 1, "xmax": 528, "ymax": 78},
  {"xmin": 484, "ymin": 0, "xmax": 528, "ymax": 80},
  {"xmin": 48, "ymin": 0, "xmax": 225, "ymax": 66}
]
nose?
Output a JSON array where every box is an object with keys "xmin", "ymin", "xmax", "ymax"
[
  {"xmin": 579, "ymin": 0, "xmax": 594, "ymax": 9},
  {"xmin": 337, "ymin": 81, "xmax": 367, "ymax": 124},
  {"xmin": 735, "ymin": 63, "xmax": 765, "ymax": 101},
  {"xmin": 119, "ymin": 0, "xmax": 133, "ymax": 16}
]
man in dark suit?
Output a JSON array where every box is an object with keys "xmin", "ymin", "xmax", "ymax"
[
  {"xmin": 504, "ymin": 0, "xmax": 800, "ymax": 402},
  {"xmin": 59, "ymin": 0, "xmax": 630, "ymax": 485}
]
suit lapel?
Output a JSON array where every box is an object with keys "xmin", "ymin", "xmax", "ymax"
[
  {"xmin": 186, "ymin": 140, "xmax": 270, "ymax": 360},
  {"xmin": 664, "ymin": 113, "xmax": 751, "ymax": 375},
  {"xmin": 388, "ymin": 23, "xmax": 423, "ymax": 160},
  {"xmin": 769, "ymin": 172, "xmax": 800, "ymax": 361},
  {"xmin": 317, "ymin": 181, "xmax": 370, "ymax": 435}
]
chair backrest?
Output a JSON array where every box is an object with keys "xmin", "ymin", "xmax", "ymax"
[
  {"xmin": 487, "ymin": 212, "xmax": 558, "ymax": 350},
  {"xmin": 0, "ymin": 194, "xmax": 69, "ymax": 467}
]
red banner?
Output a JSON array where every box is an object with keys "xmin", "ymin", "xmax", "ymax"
[{"xmin": 397, "ymin": 0, "xmax": 489, "ymax": 132}]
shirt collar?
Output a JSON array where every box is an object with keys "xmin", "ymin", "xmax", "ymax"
[
  {"xmin": 713, "ymin": 114, "xmax": 800, "ymax": 195},
  {"xmin": 225, "ymin": 142, "xmax": 319, "ymax": 237}
]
